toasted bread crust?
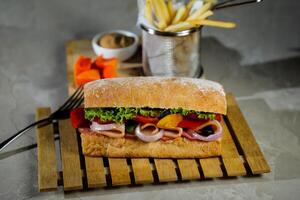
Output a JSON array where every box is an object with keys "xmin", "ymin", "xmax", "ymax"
[
  {"xmin": 84, "ymin": 77, "xmax": 227, "ymax": 114},
  {"xmin": 80, "ymin": 133, "xmax": 221, "ymax": 158}
]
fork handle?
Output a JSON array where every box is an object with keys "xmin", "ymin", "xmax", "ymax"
[{"xmin": 0, "ymin": 117, "xmax": 51, "ymax": 152}]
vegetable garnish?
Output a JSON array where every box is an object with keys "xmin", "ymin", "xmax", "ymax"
[
  {"xmin": 133, "ymin": 115, "xmax": 159, "ymax": 124},
  {"xmin": 70, "ymin": 108, "xmax": 90, "ymax": 128},
  {"xmin": 135, "ymin": 123, "xmax": 164, "ymax": 142},
  {"xmin": 85, "ymin": 107, "xmax": 218, "ymax": 123},
  {"xmin": 184, "ymin": 120, "xmax": 223, "ymax": 141},
  {"xmin": 156, "ymin": 114, "xmax": 183, "ymax": 129},
  {"xmin": 85, "ymin": 107, "xmax": 138, "ymax": 123},
  {"xmin": 74, "ymin": 56, "xmax": 92, "ymax": 77},
  {"xmin": 178, "ymin": 118, "xmax": 209, "ymax": 130},
  {"xmin": 75, "ymin": 69, "xmax": 100, "ymax": 86},
  {"xmin": 170, "ymin": 108, "xmax": 216, "ymax": 120},
  {"xmin": 73, "ymin": 55, "xmax": 118, "ymax": 86}
]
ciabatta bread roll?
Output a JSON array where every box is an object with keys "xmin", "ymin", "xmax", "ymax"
[
  {"xmin": 84, "ymin": 77, "xmax": 226, "ymax": 114},
  {"xmin": 76, "ymin": 77, "xmax": 226, "ymax": 158}
]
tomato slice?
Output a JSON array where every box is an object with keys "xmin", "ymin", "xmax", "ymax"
[
  {"xmin": 177, "ymin": 118, "xmax": 209, "ymax": 130},
  {"xmin": 70, "ymin": 108, "xmax": 90, "ymax": 128},
  {"xmin": 133, "ymin": 115, "xmax": 159, "ymax": 124},
  {"xmin": 186, "ymin": 113, "xmax": 198, "ymax": 119}
]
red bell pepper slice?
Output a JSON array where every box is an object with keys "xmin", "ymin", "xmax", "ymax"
[
  {"xmin": 215, "ymin": 114, "xmax": 222, "ymax": 122},
  {"xmin": 133, "ymin": 115, "xmax": 159, "ymax": 124},
  {"xmin": 177, "ymin": 118, "xmax": 209, "ymax": 130},
  {"xmin": 70, "ymin": 108, "xmax": 90, "ymax": 128}
]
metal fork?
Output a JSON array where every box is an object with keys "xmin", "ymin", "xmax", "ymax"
[
  {"xmin": 213, "ymin": 0, "xmax": 262, "ymax": 10},
  {"xmin": 0, "ymin": 86, "xmax": 84, "ymax": 152}
]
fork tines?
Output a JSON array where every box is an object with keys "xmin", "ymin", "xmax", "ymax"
[{"xmin": 57, "ymin": 86, "xmax": 84, "ymax": 112}]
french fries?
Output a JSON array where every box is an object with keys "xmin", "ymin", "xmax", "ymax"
[
  {"xmin": 182, "ymin": 0, "xmax": 196, "ymax": 20},
  {"xmin": 155, "ymin": 21, "xmax": 167, "ymax": 30},
  {"xmin": 152, "ymin": 0, "xmax": 168, "ymax": 29},
  {"xmin": 186, "ymin": 0, "xmax": 196, "ymax": 11},
  {"xmin": 167, "ymin": 0, "xmax": 175, "ymax": 19},
  {"xmin": 189, "ymin": 19, "xmax": 236, "ymax": 28},
  {"xmin": 165, "ymin": 21, "xmax": 195, "ymax": 32},
  {"xmin": 144, "ymin": 0, "xmax": 236, "ymax": 32},
  {"xmin": 172, "ymin": 6, "xmax": 187, "ymax": 24},
  {"xmin": 187, "ymin": 2, "xmax": 212, "ymax": 21},
  {"xmin": 144, "ymin": 0, "xmax": 153, "ymax": 25},
  {"xmin": 158, "ymin": 0, "xmax": 171, "ymax": 24},
  {"xmin": 197, "ymin": 10, "xmax": 213, "ymax": 20}
]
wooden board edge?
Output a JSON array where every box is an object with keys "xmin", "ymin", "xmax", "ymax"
[{"xmin": 225, "ymin": 93, "xmax": 271, "ymax": 175}]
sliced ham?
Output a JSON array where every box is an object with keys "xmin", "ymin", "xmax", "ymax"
[
  {"xmin": 162, "ymin": 127, "xmax": 183, "ymax": 138},
  {"xmin": 90, "ymin": 121, "xmax": 125, "ymax": 138}
]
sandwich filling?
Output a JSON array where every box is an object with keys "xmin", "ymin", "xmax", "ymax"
[{"xmin": 71, "ymin": 107, "xmax": 223, "ymax": 142}]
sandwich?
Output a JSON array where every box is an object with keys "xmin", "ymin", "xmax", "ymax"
[{"xmin": 71, "ymin": 77, "xmax": 227, "ymax": 158}]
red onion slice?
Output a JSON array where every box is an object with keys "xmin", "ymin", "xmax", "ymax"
[
  {"xmin": 135, "ymin": 124, "xmax": 163, "ymax": 142},
  {"xmin": 186, "ymin": 120, "xmax": 223, "ymax": 141}
]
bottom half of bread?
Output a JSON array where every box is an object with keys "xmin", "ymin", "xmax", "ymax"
[{"xmin": 80, "ymin": 133, "xmax": 221, "ymax": 158}]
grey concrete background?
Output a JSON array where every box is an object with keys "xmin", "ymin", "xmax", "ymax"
[{"xmin": 0, "ymin": 0, "xmax": 300, "ymax": 199}]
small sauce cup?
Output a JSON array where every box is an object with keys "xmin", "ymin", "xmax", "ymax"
[{"xmin": 92, "ymin": 30, "xmax": 139, "ymax": 61}]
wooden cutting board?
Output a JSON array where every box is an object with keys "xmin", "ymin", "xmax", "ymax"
[
  {"xmin": 36, "ymin": 94, "xmax": 270, "ymax": 192},
  {"xmin": 34, "ymin": 39, "xmax": 270, "ymax": 192}
]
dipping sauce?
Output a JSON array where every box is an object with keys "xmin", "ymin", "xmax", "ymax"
[{"xmin": 98, "ymin": 33, "xmax": 135, "ymax": 49}]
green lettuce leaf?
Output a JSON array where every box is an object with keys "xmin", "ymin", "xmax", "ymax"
[
  {"xmin": 85, "ymin": 107, "xmax": 216, "ymax": 123},
  {"xmin": 169, "ymin": 108, "xmax": 216, "ymax": 120},
  {"xmin": 138, "ymin": 108, "xmax": 161, "ymax": 117},
  {"xmin": 85, "ymin": 107, "xmax": 138, "ymax": 123}
]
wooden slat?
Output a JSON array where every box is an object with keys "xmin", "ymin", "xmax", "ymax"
[
  {"xmin": 85, "ymin": 157, "xmax": 107, "ymax": 188},
  {"xmin": 131, "ymin": 159, "xmax": 153, "ymax": 184},
  {"xmin": 109, "ymin": 158, "xmax": 131, "ymax": 186},
  {"xmin": 226, "ymin": 94, "xmax": 270, "ymax": 174},
  {"xmin": 59, "ymin": 119, "xmax": 83, "ymax": 191},
  {"xmin": 154, "ymin": 159, "xmax": 177, "ymax": 182},
  {"xmin": 221, "ymin": 117, "xmax": 246, "ymax": 176},
  {"xmin": 36, "ymin": 108, "xmax": 58, "ymax": 191},
  {"xmin": 200, "ymin": 158, "xmax": 223, "ymax": 178},
  {"xmin": 177, "ymin": 159, "xmax": 201, "ymax": 180},
  {"xmin": 246, "ymin": 156, "xmax": 270, "ymax": 174}
]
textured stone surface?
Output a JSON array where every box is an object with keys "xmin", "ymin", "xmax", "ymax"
[{"xmin": 0, "ymin": 0, "xmax": 300, "ymax": 199}]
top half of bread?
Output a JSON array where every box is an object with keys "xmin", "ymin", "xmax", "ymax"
[{"xmin": 84, "ymin": 77, "xmax": 227, "ymax": 115}]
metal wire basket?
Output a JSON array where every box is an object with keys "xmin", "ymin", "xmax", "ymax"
[{"xmin": 141, "ymin": 24, "xmax": 203, "ymax": 77}]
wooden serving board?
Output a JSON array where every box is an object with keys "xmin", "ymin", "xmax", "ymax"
[
  {"xmin": 35, "ymin": 94, "xmax": 270, "ymax": 192},
  {"xmin": 34, "ymin": 39, "xmax": 270, "ymax": 192}
]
